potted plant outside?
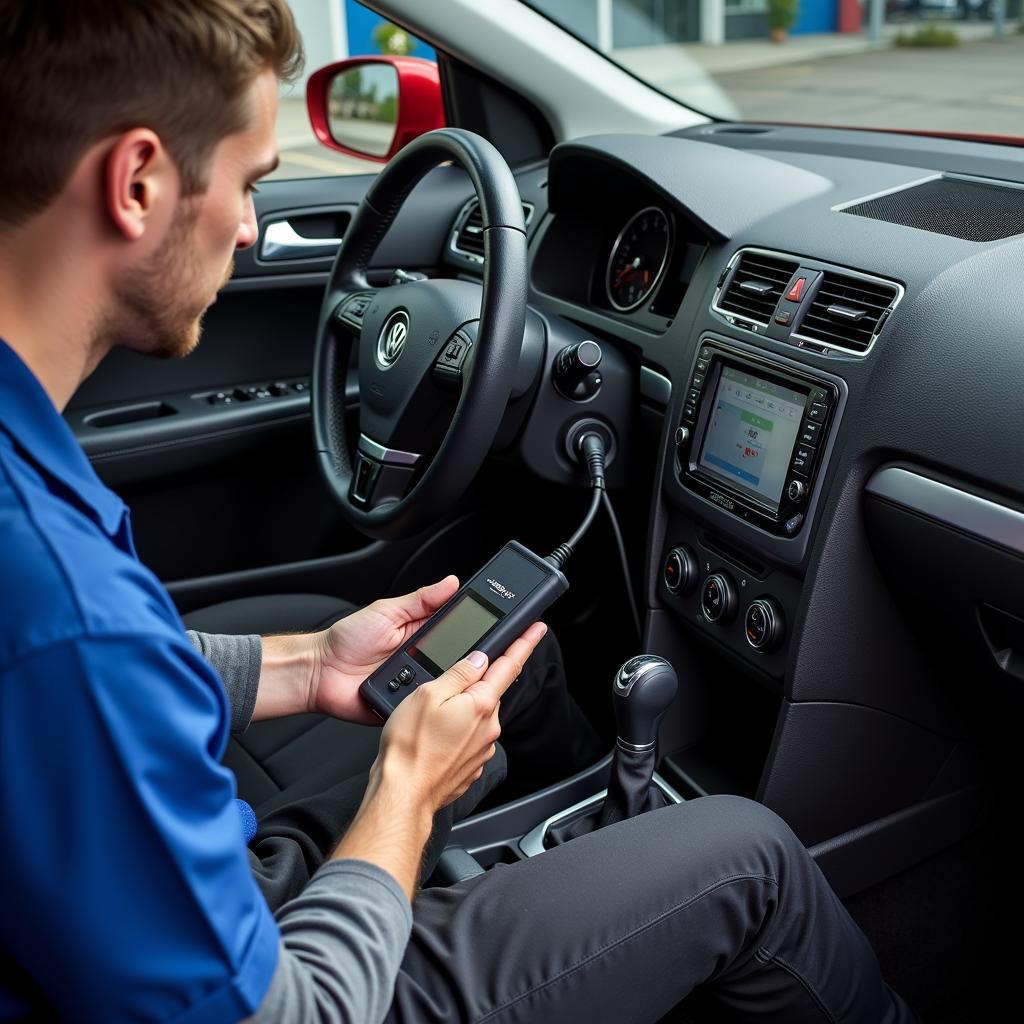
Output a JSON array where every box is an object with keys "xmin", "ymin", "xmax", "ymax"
[{"xmin": 768, "ymin": 0, "xmax": 798, "ymax": 43}]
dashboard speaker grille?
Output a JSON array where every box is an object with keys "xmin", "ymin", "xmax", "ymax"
[
  {"xmin": 842, "ymin": 177, "xmax": 1024, "ymax": 242},
  {"xmin": 717, "ymin": 252, "xmax": 798, "ymax": 325}
]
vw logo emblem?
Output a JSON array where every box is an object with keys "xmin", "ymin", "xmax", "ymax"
[{"xmin": 376, "ymin": 311, "xmax": 409, "ymax": 370}]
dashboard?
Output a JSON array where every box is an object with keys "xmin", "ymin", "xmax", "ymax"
[{"xmin": 445, "ymin": 122, "xmax": 1024, "ymax": 879}]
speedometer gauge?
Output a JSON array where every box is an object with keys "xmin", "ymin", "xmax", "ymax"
[{"xmin": 605, "ymin": 206, "xmax": 671, "ymax": 312}]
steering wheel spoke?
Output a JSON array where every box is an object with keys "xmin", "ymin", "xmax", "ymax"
[{"xmin": 350, "ymin": 434, "xmax": 421, "ymax": 510}]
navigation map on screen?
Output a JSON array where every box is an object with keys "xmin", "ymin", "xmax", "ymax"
[{"xmin": 698, "ymin": 366, "xmax": 805, "ymax": 510}]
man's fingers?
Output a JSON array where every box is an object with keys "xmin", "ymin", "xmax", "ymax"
[
  {"xmin": 390, "ymin": 575, "xmax": 460, "ymax": 625},
  {"xmin": 465, "ymin": 622, "xmax": 548, "ymax": 706},
  {"xmin": 428, "ymin": 649, "xmax": 490, "ymax": 701}
]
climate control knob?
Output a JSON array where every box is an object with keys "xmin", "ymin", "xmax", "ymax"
[
  {"xmin": 701, "ymin": 572, "xmax": 737, "ymax": 624},
  {"xmin": 744, "ymin": 598, "xmax": 785, "ymax": 652},
  {"xmin": 663, "ymin": 545, "xmax": 697, "ymax": 596}
]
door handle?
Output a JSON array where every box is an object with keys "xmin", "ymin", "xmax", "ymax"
[{"xmin": 260, "ymin": 219, "xmax": 342, "ymax": 261}]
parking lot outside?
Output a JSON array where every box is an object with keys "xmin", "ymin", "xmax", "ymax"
[{"xmin": 270, "ymin": 5, "xmax": 1024, "ymax": 182}]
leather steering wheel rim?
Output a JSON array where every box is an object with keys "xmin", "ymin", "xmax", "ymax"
[{"xmin": 311, "ymin": 128, "xmax": 527, "ymax": 540}]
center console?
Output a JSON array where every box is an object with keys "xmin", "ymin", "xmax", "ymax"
[{"xmin": 656, "ymin": 333, "xmax": 848, "ymax": 680}]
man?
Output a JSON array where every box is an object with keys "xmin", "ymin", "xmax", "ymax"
[{"xmin": 0, "ymin": 2, "xmax": 916, "ymax": 1021}]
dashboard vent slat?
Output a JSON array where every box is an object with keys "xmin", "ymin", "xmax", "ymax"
[
  {"xmin": 717, "ymin": 252, "xmax": 799, "ymax": 325},
  {"xmin": 450, "ymin": 199, "xmax": 534, "ymax": 263},
  {"xmin": 797, "ymin": 271, "xmax": 898, "ymax": 353}
]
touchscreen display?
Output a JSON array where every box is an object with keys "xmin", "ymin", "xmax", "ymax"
[
  {"xmin": 698, "ymin": 366, "xmax": 805, "ymax": 511},
  {"xmin": 410, "ymin": 592, "xmax": 502, "ymax": 673}
]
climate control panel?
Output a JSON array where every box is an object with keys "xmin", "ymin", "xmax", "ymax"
[{"xmin": 658, "ymin": 516, "xmax": 803, "ymax": 680}]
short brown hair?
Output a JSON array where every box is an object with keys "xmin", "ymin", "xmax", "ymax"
[{"xmin": 0, "ymin": 0, "xmax": 303, "ymax": 227}]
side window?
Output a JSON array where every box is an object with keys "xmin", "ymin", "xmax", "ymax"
[{"xmin": 268, "ymin": 0, "xmax": 438, "ymax": 182}]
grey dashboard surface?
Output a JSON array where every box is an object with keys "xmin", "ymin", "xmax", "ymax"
[{"xmin": 529, "ymin": 127, "xmax": 1024, "ymax": 553}]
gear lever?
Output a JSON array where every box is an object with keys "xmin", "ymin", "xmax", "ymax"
[
  {"xmin": 598, "ymin": 655, "xmax": 678, "ymax": 828},
  {"xmin": 545, "ymin": 655, "xmax": 678, "ymax": 848}
]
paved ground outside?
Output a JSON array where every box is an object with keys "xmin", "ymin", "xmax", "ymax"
[{"xmin": 270, "ymin": 22, "xmax": 1024, "ymax": 183}]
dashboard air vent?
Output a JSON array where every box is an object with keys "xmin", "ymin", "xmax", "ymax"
[
  {"xmin": 451, "ymin": 200, "xmax": 534, "ymax": 263},
  {"xmin": 797, "ymin": 272, "xmax": 898, "ymax": 353},
  {"xmin": 717, "ymin": 252, "xmax": 798, "ymax": 325}
]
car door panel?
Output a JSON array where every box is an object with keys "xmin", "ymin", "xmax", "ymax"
[{"xmin": 66, "ymin": 166, "xmax": 475, "ymax": 592}]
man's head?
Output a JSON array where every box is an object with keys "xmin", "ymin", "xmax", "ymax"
[{"xmin": 0, "ymin": 0, "xmax": 302, "ymax": 362}]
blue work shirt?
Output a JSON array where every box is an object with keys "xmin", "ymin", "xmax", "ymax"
[{"xmin": 0, "ymin": 339, "xmax": 278, "ymax": 1021}]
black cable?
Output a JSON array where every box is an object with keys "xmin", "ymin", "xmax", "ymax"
[
  {"xmin": 565, "ymin": 486, "xmax": 603, "ymax": 551},
  {"xmin": 546, "ymin": 432, "xmax": 607, "ymax": 569},
  {"xmin": 601, "ymin": 490, "xmax": 642, "ymax": 640}
]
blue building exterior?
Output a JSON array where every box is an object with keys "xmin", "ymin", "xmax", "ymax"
[{"xmin": 345, "ymin": 1, "xmax": 436, "ymax": 60}]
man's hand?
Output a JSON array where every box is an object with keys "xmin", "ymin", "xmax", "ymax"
[
  {"xmin": 332, "ymin": 622, "xmax": 548, "ymax": 901},
  {"xmin": 312, "ymin": 576, "xmax": 461, "ymax": 725}
]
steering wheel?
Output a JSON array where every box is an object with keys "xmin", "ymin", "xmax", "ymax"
[{"xmin": 311, "ymin": 128, "xmax": 528, "ymax": 540}]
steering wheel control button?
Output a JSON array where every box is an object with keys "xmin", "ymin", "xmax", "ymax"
[
  {"xmin": 664, "ymin": 546, "xmax": 697, "ymax": 596},
  {"xmin": 786, "ymin": 479, "xmax": 807, "ymax": 502},
  {"xmin": 398, "ymin": 666, "xmax": 415, "ymax": 684},
  {"xmin": 701, "ymin": 572, "xmax": 737, "ymax": 624},
  {"xmin": 433, "ymin": 332, "xmax": 473, "ymax": 389},
  {"xmin": 745, "ymin": 598, "xmax": 785, "ymax": 652}
]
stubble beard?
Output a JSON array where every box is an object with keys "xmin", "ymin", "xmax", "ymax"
[{"xmin": 99, "ymin": 199, "xmax": 234, "ymax": 361}]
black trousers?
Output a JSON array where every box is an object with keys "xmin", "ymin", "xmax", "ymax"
[{"xmin": 390, "ymin": 796, "xmax": 916, "ymax": 1023}]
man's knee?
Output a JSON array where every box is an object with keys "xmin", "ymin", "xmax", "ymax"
[{"xmin": 670, "ymin": 794, "xmax": 808, "ymax": 880}]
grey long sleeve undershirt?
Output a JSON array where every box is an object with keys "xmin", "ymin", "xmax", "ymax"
[{"xmin": 186, "ymin": 630, "xmax": 412, "ymax": 1023}]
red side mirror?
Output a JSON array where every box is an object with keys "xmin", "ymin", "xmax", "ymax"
[{"xmin": 307, "ymin": 56, "xmax": 445, "ymax": 164}]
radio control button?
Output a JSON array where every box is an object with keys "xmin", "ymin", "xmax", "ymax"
[
  {"xmin": 691, "ymin": 373, "xmax": 704, "ymax": 388},
  {"xmin": 683, "ymin": 403, "xmax": 696, "ymax": 421},
  {"xmin": 674, "ymin": 426, "xmax": 691, "ymax": 447},
  {"xmin": 700, "ymin": 346, "xmax": 713, "ymax": 360},
  {"xmin": 745, "ymin": 598, "xmax": 785, "ymax": 652},
  {"xmin": 664, "ymin": 546, "xmax": 698, "ymax": 596},
  {"xmin": 807, "ymin": 402, "xmax": 828, "ymax": 422},
  {"xmin": 799, "ymin": 421, "xmax": 821, "ymax": 445},
  {"xmin": 786, "ymin": 479, "xmax": 807, "ymax": 502},
  {"xmin": 696, "ymin": 358, "xmax": 708, "ymax": 373},
  {"xmin": 808, "ymin": 386, "xmax": 831, "ymax": 405},
  {"xmin": 687, "ymin": 388, "xmax": 700, "ymax": 406},
  {"xmin": 701, "ymin": 572, "xmax": 737, "ymax": 624}
]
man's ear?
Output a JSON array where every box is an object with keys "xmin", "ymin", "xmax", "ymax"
[{"xmin": 103, "ymin": 129, "xmax": 175, "ymax": 241}]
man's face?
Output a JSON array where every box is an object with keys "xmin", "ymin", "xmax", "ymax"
[{"xmin": 109, "ymin": 70, "xmax": 279, "ymax": 359}]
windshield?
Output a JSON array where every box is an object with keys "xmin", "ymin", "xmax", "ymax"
[{"xmin": 525, "ymin": 0, "xmax": 1024, "ymax": 138}]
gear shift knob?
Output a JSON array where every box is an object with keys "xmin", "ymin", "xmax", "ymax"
[{"xmin": 612, "ymin": 655, "xmax": 677, "ymax": 750}]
